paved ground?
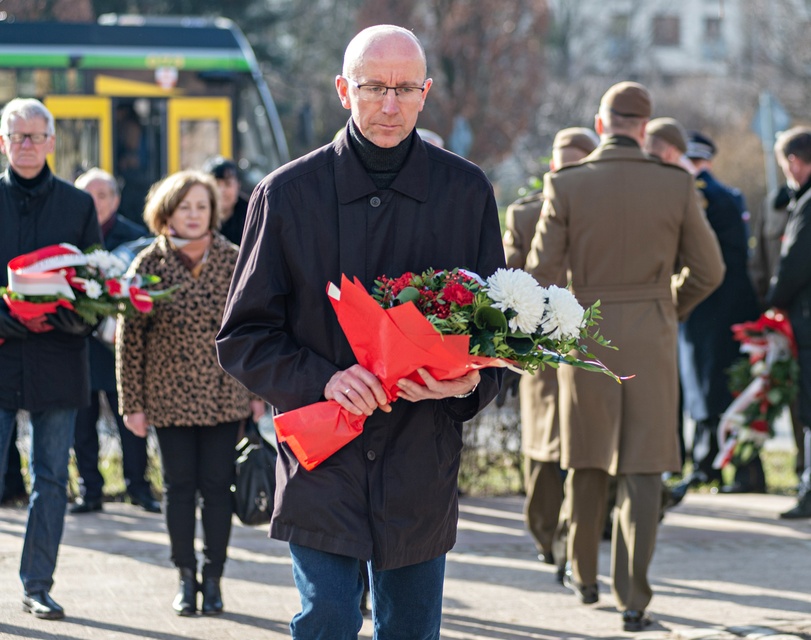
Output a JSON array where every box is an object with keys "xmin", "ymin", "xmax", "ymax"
[{"xmin": 0, "ymin": 490, "xmax": 809, "ymax": 640}]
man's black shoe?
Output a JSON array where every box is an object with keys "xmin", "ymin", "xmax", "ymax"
[
  {"xmin": 780, "ymin": 492, "xmax": 811, "ymax": 519},
  {"xmin": 562, "ymin": 571, "xmax": 598, "ymax": 604},
  {"xmin": 23, "ymin": 591, "xmax": 65, "ymax": 620},
  {"xmin": 70, "ymin": 497, "xmax": 103, "ymax": 514},
  {"xmin": 622, "ymin": 609, "xmax": 652, "ymax": 632},
  {"xmin": 720, "ymin": 482, "xmax": 766, "ymax": 494},
  {"xmin": 537, "ymin": 551, "xmax": 555, "ymax": 565},
  {"xmin": 129, "ymin": 491, "xmax": 162, "ymax": 514}
]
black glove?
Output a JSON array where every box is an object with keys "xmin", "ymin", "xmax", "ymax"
[
  {"xmin": 495, "ymin": 369, "xmax": 522, "ymax": 408},
  {"xmin": 45, "ymin": 306, "xmax": 94, "ymax": 337},
  {"xmin": 0, "ymin": 303, "xmax": 27, "ymax": 340}
]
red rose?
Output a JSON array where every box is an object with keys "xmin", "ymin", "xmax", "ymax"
[{"xmin": 750, "ymin": 419, "xmax": 770, "ymax": 433}]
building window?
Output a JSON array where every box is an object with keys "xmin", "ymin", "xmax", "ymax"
[
  {"xmin": 607, "ymin": 13, "xmax": 632, "ymax": 60},
  {"xmin": 702, "ymin": 16, "xmax": 725, "ymax": 60},
  {"xmin": 652, "ymin": 15, "xmax": 680, "ymax": 47}
]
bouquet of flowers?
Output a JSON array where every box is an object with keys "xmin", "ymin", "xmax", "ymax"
[
  {"xmin": 274, "ymin": 268, "xmax": 621, "ymax": 471},
  {"xmin": 372, "ymin": 267, "xmax": 616, "ymax": 375},
  {"xmin": 715, "ymin": 310, "xmax": 799, "ymax": 469},
  {"xmin": 0, "ymin": 243, "xmax": 171, "ymax": 341}
]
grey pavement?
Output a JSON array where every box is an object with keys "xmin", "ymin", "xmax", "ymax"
[{"xmin": 0, "ymin": 491, "xmax": 809, "ymax": 640}]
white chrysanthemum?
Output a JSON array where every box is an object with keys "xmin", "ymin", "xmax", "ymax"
[
  {"xmin": 86, "ymin": 250, "xmax": 127, "ymax": 277},
  {"xmin": 84, "ymin": 279, "xmax": 103, "ymax": 300},
  {"xmin": 485, "ymin": 268, "xmax": 547, "ymax": 334},
  {"xmin": 544, "ymin": 285, "xmax": 585, "ymax": 340}
]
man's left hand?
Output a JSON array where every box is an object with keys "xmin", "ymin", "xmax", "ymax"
[
  {"xmin": 45, "ymin": 306, "xmax": 93, "ymax": 337},
  {"xmin": 396, "ymin": 368, "xmax": 480, "ymax": 402}
]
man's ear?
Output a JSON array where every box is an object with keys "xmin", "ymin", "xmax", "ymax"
[
  {"xmin": 336, "ymin": 76, "xmax": 351, "ymax": 110},
  {"xmin": 594, "ymin": 114, "xmax": 604, "ymax": 136}
]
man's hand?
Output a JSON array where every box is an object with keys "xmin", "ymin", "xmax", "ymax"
[
  {"xmin": 325, "ymin": 364, "xmax": 391, "ymax": 416},
  {"xmin": 0, "ymin": 303, "xmax": 29, "ymax": 339},
  {"xmin": 123, "ymin": 412, "xmax": 149, "ymax": 438},
  {"xmin": 396, "ymin": 368, "xmax": 480, "ymax": 403},
  {"xmin": 45, "ymin": 306, "xmax": 93, "ymax": 337}
]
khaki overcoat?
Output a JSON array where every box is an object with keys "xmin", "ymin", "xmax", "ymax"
[
  {"xmin": 503, "ymin": 192, "xmax": 564, "ymax": 461},
  {"xmin": 526, "ymin": 137, "xmax": 725, "ymax": 475}
]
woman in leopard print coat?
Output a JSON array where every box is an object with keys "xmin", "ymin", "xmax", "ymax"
[{"xmin": 116, "ymin": 170, "xmax": 263, "ymax": 618}]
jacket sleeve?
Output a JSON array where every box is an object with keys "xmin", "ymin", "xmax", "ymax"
[
  {"xmin": 767, "ymin": 206, "xmax": 811, "ymax": 309},
  {"xmin": 673, "ymin": 184, "xmax": 726, "ymax": 319},
  {"xmin": 116, "ymin": 252, "xmax": 153, "ymax": 416},
  {"xmin": 216, "ymin": 184, "xmax": 341, "ymax": 411},
  {"xmin": 525, "ymin": 172, "xmax": 568, "ymax": 286}
]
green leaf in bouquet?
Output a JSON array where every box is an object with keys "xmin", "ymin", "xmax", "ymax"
[
  {"xmin": 504, "ymin": 335, "xmax": 536, "ymax": 356},
  {"xmin": 473, "ymin": 305, "xmax": 508, "ymax": 333},
  {"xmin": 396, "ymin": 286, "xmax": 421, "ymax": 305}
]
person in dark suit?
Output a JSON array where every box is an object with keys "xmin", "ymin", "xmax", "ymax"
[
  {"xmin": 70, "ymin": 168, "xmax": 160, "ymax": 514},
  {"xmin": 675, "ymin": 132, "xmax": 763, "ymax": 494},
  {"xmin": 767, "ymin": 127, "xmax": 811, "ymax": 519},
  {"xmin": 203, "ymin": 156, "xmax": 250, "ymax": 246}
]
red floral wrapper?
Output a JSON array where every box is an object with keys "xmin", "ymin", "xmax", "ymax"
[{"xmin": 274, "ymin": 275, "xmax": 510, "ymax": 471}]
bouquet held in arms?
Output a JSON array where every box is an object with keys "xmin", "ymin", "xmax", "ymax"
[
  {"xmin": 715, "ymin": 310, "xmax": 799, "ymax": 469},
  {"xmin": 274, "ymin": 267, "xmax": 622, "ymax": 471},
  {"xmin": 0, "ymin": 243, "xmax": 171, "ymax": 344}
]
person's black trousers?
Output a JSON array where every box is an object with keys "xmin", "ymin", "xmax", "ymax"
[
  {"xmin": 155, "ymin": 421, "xmax": 240, "ymax": 579},
  {"xmin": 74, "ymin": 390, "xmax": 151, "ymax": 500}
]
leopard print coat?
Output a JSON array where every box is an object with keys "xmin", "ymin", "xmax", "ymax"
[{"xmin": 116, "ymin": 232, "xmax": 252, "ymax": 427}]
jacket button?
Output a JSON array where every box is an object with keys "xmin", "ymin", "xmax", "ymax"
[
  {"xmin": 370, "ymin": 196, "xmax": 381, "ymax": 207},
  {"xmin": 366, "ymin": 450, "xmax": 376, "ymax": 461}
]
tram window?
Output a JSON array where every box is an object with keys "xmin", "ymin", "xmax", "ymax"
[
  {"xmin": 179, "ymin": 119, "xmax": 221, "ymax": 171},
  {"xmin": 236, "ymin": 82, "xmax": 281, "ymax": 187},
  {"xmin": 54, "ymin": 119, "xmax": 100, "ymax": 181}
]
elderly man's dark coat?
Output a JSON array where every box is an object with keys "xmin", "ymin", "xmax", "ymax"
[
  {"xmin": 0, "ymin": 166, "xmax": 101, "ymax": 411},
  {"xmin": 217, "ymin": 127, "xmax": 505, "ymax": 571}
]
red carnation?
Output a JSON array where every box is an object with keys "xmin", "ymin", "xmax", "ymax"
[
  {"xmin": 106, "ymin": 279, "xmax": 123, "ymax": 296},
  {"xmin": 442, "ymin": 282, "xmax": 474, "ymax": 306}
]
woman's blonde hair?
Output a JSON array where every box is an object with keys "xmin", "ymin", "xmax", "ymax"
[{"xmin": 142, "ymin": 170, "xmax": 220, "ymax": 235}]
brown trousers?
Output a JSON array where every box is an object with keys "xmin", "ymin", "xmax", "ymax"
[
  {"xmin": 523, "ymin": 457, "xmax": 564, "ymax": 556},
  {"xmin": 567, "ymin": 469, "xmax": 662, "ymax": 612}
]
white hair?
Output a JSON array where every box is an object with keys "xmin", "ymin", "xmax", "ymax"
[
  {"xmin": 0, "ymin": 98, "xmax": 55, "ymax": 136},
  {"xmin": 75, "ymin": 167, "xmax": 119, "ymax": 194}
]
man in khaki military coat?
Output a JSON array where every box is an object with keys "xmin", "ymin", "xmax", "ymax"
[
  {"xmin": 526, "ymin": 81, "xmax": 724, "ymax": 632},
  {"xmin": 503, "ymin": 127, "xmax": 598, "ymax": 571}
]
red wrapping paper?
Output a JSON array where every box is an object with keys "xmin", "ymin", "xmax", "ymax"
[{"xmin": 274, "ymin": 275, "xmax": 511, "ymax": 471}]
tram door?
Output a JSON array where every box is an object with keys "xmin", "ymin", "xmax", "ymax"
[{"xmin": 44, "ymin": 94, "xmax": 233, "ymax": 224}]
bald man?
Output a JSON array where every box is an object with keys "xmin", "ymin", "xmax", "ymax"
[{"xmin": 217, "ymin": 25, "xmax": 505, "ymax": 638}]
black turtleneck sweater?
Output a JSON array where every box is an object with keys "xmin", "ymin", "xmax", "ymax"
[
  {"xmin": 348, "ymin": 119, "xmax": 413, "ymax": 190},
  {"xmin": 12, "ymin": 164, "xmax": 51, "ymax": 191}
]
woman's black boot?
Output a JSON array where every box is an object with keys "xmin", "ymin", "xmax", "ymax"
[
  {"xmin": 172, "ymin": 568, "xmax": 197, "ymax": 616},
  {"xmin": 201, "ymin": 577, "xmax": 223, "ymax": 615}
]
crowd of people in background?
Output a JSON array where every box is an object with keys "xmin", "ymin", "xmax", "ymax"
[{"xmin": 1, "ymin": 20, "xmax": 810, "ymax": 639}]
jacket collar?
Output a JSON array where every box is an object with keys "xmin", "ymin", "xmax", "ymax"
[
  {"xmin": 3, "ymin": 165, "xmax": 54, "ymax": 198},
  {"xmin": 586, "ymin": 135, "xmax": 648, "ymax": 163},
  {"xmin": 334, "ymin": 121, "xmax": 430, "ymax": 204}
]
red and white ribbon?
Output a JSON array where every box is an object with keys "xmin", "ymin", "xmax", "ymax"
[{"xmin": 7, "ymin": 243, "xmax": 88, "ymax": 300}]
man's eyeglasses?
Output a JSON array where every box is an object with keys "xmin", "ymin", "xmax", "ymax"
[
  {"xmin": 346, "ymin": 79, "xmax": 427, "ymax": 103},
  {"xmin": 3, "ymin": 132, "xmax": 51, "ymax": 145}
]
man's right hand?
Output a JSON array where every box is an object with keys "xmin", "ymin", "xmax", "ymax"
[
  {"xmin": 0, "ymin": 303, "xmax": 29, "ymax": 340},
  {"xmin": 325, "ymin": 364, "xmax": 391, "ymax": 416}
]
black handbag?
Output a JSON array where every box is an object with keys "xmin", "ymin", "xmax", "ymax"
[{"xmin": 232, "ymin": 432, "xmax": 278, "ymax": 526}]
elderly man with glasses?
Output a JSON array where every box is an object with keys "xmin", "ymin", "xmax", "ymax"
[
  {"xmin": 217, "ymin": 25, "xmax": 504, "ymax": 639},
  {"xmin": 0, "ymin": 97, "xmax": 101, "ymax": 620}
]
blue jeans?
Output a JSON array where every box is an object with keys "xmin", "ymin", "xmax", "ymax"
[
  {"xmin": 0, "ymin": 408, "xmax": 77, "ymax": 594},
  {"xmin": 289, "ymin": 543, "xmax": 445, "ymax": 640}
]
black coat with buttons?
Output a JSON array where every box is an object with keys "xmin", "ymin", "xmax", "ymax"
[
  {"xmin": 217, "ymin": 124, "xmax": 505, "ymax": 570},
  {"xmin": 0, "ymin": 166, "xmax": 101, "ymax": 411}
]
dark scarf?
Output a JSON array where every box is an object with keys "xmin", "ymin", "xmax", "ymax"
[{"xmin": 348, "ymin": 118, "xmax": 412, "ymax": 190}]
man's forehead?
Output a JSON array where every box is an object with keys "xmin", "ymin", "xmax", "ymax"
[{"xmin": 6, "ymin": 114, "xmax": 47, "ymax": 129}]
